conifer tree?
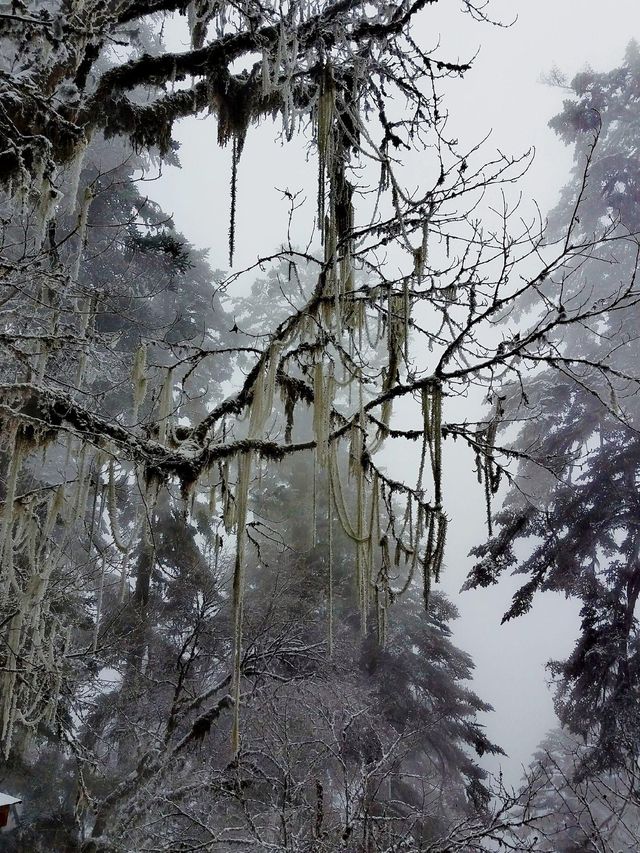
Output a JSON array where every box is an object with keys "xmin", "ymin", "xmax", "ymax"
[{"xmin": 466, "ymin": 41, "xmax": 640, "ymax": 776}]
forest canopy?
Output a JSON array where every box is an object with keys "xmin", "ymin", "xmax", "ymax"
[{"xmin": 0, "ymin": 2, "xmax": 639, "ymax": 851}]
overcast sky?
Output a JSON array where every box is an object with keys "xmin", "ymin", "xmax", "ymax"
[{"xmin": 152, "ymin": 1, "xmax": 639, "ymax": 784}]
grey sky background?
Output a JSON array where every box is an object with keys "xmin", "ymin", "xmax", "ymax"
[{"xmin": 152, "ymin": 1, "xmax": 639, "ymax": 784}]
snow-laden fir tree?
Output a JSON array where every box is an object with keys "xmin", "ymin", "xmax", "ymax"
[{"xmin": 466, "ymin": 41, "xmax": 640, "ymax": 776}]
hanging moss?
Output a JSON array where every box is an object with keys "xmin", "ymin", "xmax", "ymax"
[
  {"xmin": 230, "ymin": 449, "xmax": 252, "ymax": 756},
  {"xmin": 474, "ymin": 407, "xmax": 502, "ymax": 535},
  {"xmin": 131, "ymin": 343, "xmax": 148, "ymax": 423},
  {"xmin": 228, "ymin": 135, "xmax": 239, "ymax": 266}
]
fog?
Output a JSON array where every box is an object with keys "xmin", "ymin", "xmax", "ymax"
[
  {"xmin": 1, "ymin": 1, "xmax": 638, "ymax": 848},
  {"xmin": 151, "ymin": 1, "xmax": 638, "ymax": 784}
]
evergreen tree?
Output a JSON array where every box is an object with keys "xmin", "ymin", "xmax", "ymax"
[{"xmin": 466, "ymin": 42, "xmax": 640, "ymax": 775}]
